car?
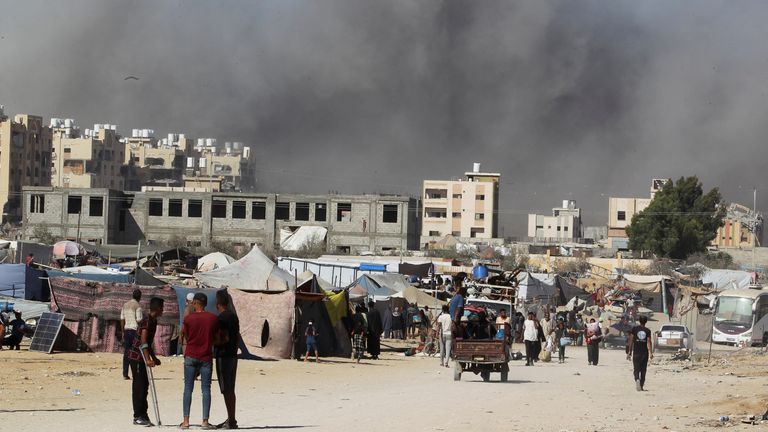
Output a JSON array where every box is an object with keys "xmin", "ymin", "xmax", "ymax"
[{"xmin": 654, "ymin": 324, "xmax": 693, "ymax": 351}]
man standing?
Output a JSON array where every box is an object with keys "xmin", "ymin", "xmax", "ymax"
[
  {"xmin": 437, "ymin": 305, "xmax": 453, "ymax": 367},
  {"xmin": 449, "ymin": 287, "xmax": 467, "ymax": 322},
  {"xmin": 121, "ymin": 289, "xmax": 143, "ymax": 380},
  {"xmin": 523, "ymin": 312, "xmax": 538, "ymax": 366},
  {"xmin": 2, "ymin": 310, "xmax": 27, "ymax": 350},
  {"xmin": 127, "ymin": 297, "xmax": 164, "ymax": 427},
  {"xmin": 214, "ymin": 290, "xmax": 239, "ymax": 430},
  {"xmin": 366, "ymin": 300, "xmax": 382, "ymax": 360},
  {"xmin": 181, "ymin": 293, "xmax": 219, "ymax": 430},
  {"xmin": 627, "ymin": 315, "xmax": 653, "ymax": 391}
]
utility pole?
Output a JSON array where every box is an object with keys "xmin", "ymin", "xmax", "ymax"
[{"xmin": 753, "ymin": 188, "xmax": 758, "ymax": 278}]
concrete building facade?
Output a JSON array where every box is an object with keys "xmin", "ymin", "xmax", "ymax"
[
  {"xmin": 22, "ymin": 187, "xmax": 419, "ymax": 254},
  {"xmin": 528, "ymin": 200, "xmax": 582, "ymax": 241},
  {"xmin": 50, "ymin": 119, "xmax": 127, "ymax": 190},
  {"xmin": 0, "ymin": 107, "xmax": 52, "ymax": 222},
  {"xmin": 420, "ymin": 164, "xmax": 500, "ymax": 247},
  {"xmin": 607, "ymin": 179, "xmax": 669, "ymax": 249}
]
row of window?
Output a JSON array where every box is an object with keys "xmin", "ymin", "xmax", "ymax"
[
  {"xmin": 425, "ymin": 191, "xmax": 486, "ymax": 201},
  {"xmin": 145, "ymin": 198, "xmax": 400, "ymax": 223},
  {"xmin": 29, "ymin": 194, "xmax": 104, "ymax": 217}
]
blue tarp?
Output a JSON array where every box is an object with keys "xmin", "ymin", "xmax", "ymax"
[
  {"xmin": 0, "ymin": 264, "xmax": 26, "ymax": 298},
  {"xmin": 359, "ymin": 263, "xmax": 387, "ymax": 272}
]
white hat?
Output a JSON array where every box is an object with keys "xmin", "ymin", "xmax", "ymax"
[{"xmin": 186, "ymin": 293, "xmax": 195, "ymax": 301}]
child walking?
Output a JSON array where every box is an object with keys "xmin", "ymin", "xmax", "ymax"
[{"xmin": 352, "ymin": 319, "xmax": 366, "ymax": 363}]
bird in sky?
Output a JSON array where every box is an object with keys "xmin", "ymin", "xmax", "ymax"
[{"xmin": 124, "ymin": 76, "xmax": 139, "ymax": 81}]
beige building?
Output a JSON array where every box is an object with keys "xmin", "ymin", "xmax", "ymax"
[
  {"xmin": 0, "ymin": 107, "xmax": 52, "ymax": 222},
  {"xmin": 420, "ymin": 163, "xmax": 500, "ymax": 247},
  {"xmin": 607, "ymin": 179, "xmax": 669, "ymax": 249},
  {"xmin": 528, "ymin": 200, "xmax": 582, "ymax": 241},
  {"xmin": 50, "ymin": 120, "xmax": 127, "ymax": 190},
  {"xmin": 192, "ymin": 140, "xmax": 255, "ymax": 191},
  {"xmin": 712, "ymin": 203, "xmax": 763, "ymax": 249}
]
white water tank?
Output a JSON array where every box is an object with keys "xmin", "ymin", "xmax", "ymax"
[
  {"xmin": 196, "ymin": 138, "xmax": 205, "ymax": 147},
  {"xmin": 64, "ymin": 118, "xmax": 73, "ymax": 127},
  {"xmin": 243, "ymin": 147, "xmax": 251, "ymax": 159},
  {"xmin": 473, "ymin": 162, "xmax": 481, "ymax": 173},
  {"xmin": 199, "ymin": 157, "xmax": 207, "ymax": 168},
  {"xmin": 141, "ymin": 129, "xmax": 149, "ymax": 138},
  {"xmin": 225, "ymin": 142, "xmax": 233, "ymax": 154},
  {"xmin": 205, "ymin": 138, "xmax": 214, "ymax": 147},
  {"xmin": 186, "ymin": 157, "xmax": 195, "ymax": 168}
]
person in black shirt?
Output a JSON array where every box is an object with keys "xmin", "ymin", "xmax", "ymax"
[
  {"xmin": 366, "ymin": 301, "xmax": 382, "ymax": 360},
  {"xmin": 128, "ymin": 297, "xmax": 164, "ymax": 427},
  {"xmin": 214, "ymin": 289, "xmax": 240, "ymax": 430},
  {"xmin": 2, "ymin": 310, "xmax": 26, "ymax": 350},
  {"xmin": 627, "ymin": 315, "xmax": 653, "ymax": 391}
]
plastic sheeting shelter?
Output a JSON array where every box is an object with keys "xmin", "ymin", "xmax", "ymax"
[
  {"xmin": 347, "ymin": 273, "xmax": 412, "ymax": 300},
  {"xmin": 279, "ymin": 226, "xmax": 327, "ymax": 251},
  {"xmin": 0, "ymin": 264, "xmax": 26, "ymax": 298},
  {"xmin": 391, "ymin": 285, "xmax": 446, "ymax": 308},
  {"xmin": 622, "ymin": 274, "xmax": 672, "ymax": 293},
  {"xmin": 702, "ymin": 269, "xmax": 754, "ymax": 290},
  {"xmin": 516, "ymin": 272, "xmax": 557, "ymax": 303},
  {"xmin": 196, "ymin": 246, "xmax": 296, "ymax": 292}
]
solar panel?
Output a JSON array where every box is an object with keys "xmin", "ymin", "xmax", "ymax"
[{"xmin": 29, "ymin": 312, "xmax": 66, "ymax": 353}]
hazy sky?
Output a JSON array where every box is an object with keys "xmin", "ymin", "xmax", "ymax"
[{"xmin": 1, "ymin": 1, "xmax": 767, "ymax": 236}]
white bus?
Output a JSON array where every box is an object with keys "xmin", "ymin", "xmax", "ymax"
[{"xmin": 712, "ymin": 287, "xmax": 768, "ymax": 346}]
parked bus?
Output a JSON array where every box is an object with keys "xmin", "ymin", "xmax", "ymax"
[{"xmin": 712, "ymin": 287, "xmax": 768, "ymax": 346}]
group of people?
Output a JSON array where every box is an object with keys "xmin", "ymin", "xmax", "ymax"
[
  {"xmin": 0, "ymin": 308, "xmax": 27, "ymax": 350},
  {"xmin": 122, "ymin": 289, "xmax": 240, "ymax": 429}
]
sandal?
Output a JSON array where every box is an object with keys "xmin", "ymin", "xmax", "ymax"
[
  {"xmin": 179, "ymin": 423, "xmax": 190, "ymax": 430},
  {"xmin": 201, "ymin": 424, "xmax": 216, "ymax": 430}
]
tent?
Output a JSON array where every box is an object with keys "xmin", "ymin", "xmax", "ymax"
[
  {"xmin": 48, "ymin": 276, "xmax": 179, "ymax": 355},
  {"xmin": 196, "ymin": 252, "xmax": 235, "ymax": 273},
  {"xmin": 0, "ymin": 263, "xmax": 26, "ymax": 298},
  {"xmin": 398, "ymin": 262, "xmax": 433, "ymax": 278},
  {"xmin": 366, "ymin": 273, "xmax": 411, "ymax": 293},
  {"xmin": 279, "ymin": 226, "xmax": 327, "ymax": 251},
  {"xmin": 621, "ymin": 274, "xmax": 671, "ymax": 293},
  {"xmin": 196, "ymin": 246, "xmax": 296, "ymax": 292},
  {"xmin": 134, "ymin": 267, "xmax": 166, "ymax": 286},
  {"xmin": 391, "ymin": 285, "xmax": 446, "ymax": 308},
  {"xmin": 701, "ymin": 269, "xmax": 753, "ymax": 290},
  {"xmin": 347, "ymin": 274, "xmax": 398, "ymax": 300},
  {"xmin": 227, "ymin": 288, "xmax": 295, "ymax": 359},
  {"xmin": 47, "ymin": 268, "xmax": 133, "ymax": 284},
  {"xmin": 25, "ymin": 265, "xmax": 50, "ymax": 302},
  {"xmin": 516, "ymin": 272, "xmax": 558, "ymax": 303},
  {"xmin": 52, "ymin": 241, "xmax": 87, "ymax": 258},
  {"xmin": 0, "ymin": 295, "xmax": 49, "ymax": 321}
]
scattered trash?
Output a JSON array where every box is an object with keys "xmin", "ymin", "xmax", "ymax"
[
  {"xmin": 72, "ymin": 389, "xmax": 81, "ymax": 396},
  {"xmin": 719, "ymin": 416, "xmax": 729, "ymax": 422}
]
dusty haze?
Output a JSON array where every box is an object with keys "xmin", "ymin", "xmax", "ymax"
[{"xmin": 1, "ymin": 1, "xmax": 766, "ymax": 236}]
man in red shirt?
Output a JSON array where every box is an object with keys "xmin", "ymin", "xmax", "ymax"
[{"xmin": 180, "ymin": 293, "xmax": 219, "ymax": 430}]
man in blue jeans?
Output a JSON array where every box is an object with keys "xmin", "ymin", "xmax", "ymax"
[
  {"xmin": 121, "ymin": 289, "xmax": 143, "ymax": 380},
  {"xmin": 180, "ymin": 293, "xmax": 219, "ymax": 430}
]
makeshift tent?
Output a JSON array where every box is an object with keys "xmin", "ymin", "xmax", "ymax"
[
  {"xmin": 554, "ymin": 276, "xmax": 589, "ymax": 306},
  {"xmin": 398, "ymin": 262, "xmax": 433, "ymax": 278},
  {"xmin": 279, "ymin": 226, "xmax": 327, "ymax": 251},
  {"xmin": 47, "ymin": 268, "xmax": 133, "ymax": 283},
  {"xmin": 25, "ymin": 266, "xmax": 50, "ymax": 302},
  {"xmin": 347, "ymin": 274, "xmax": 398, "ymax": 300},
  {"xmin": 295, "ymin": 272, "xmax": 351, "ymax": 357},
  {"xmin": 0, "ymin": 264, "xmax": 26, "ymax": 298},
  {"xmin": 48, "ymin": 276, "xmax": 179, "ymax": 355},
  {"xmin": 134, "ymin": 267, "xmax": 166, "ymax": 286},
  {"xmin": 0, "ymin": 295, "xmax": 49, "ymax": 320},
  {"xmin": 392, "ymin": 285, "xmax": 446, "ymax": 308},
  {"xmin": 297, "ymin": 270, "xmax": 335, "ymax": 292},
  {"xmin": 12, "ymin": 241, "xmax": 54, "ymax": 266},
  {"xmin": 516, "ymin": 272, "xmax": 557, "ymax": 303},
  {"xmin": 228, "ymin": 288, "xmax": 295, "ymax": 359},
  {"xmin": 52, "ymin": 241, "xmax": 87, "ymax": 258},
  {"xmin": 90, "ymin": 244, "xmax": 189, "ymax": 262},
  {"xmin": 196, "ymin": 246, "xmax": 296, "ymax": 292},
  {"xmin": 366, "ymin": 273, "xmax": 411, "ymax": 293},
  {"xmin": 196, "ymin": 252, "xmax": 235, "ymax": 273},
  {"xmin": 621, "ymin": 274, "xmax": 671, "ymax": 293},
  {"xmin": 701, "ymin": 269, "xmax": 753, "ymax": 290}
]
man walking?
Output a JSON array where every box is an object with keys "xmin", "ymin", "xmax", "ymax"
[
  {"xmin": 180, "ymin": 293, "xmax": 219, "ymax": 430},
  {"xmin": 128, "ymin": 297, "xmax": 164, "ymax": 427},
  {"xmin": 627, "ymin": 315, "xmax": 653, "ymax": 391},
  {"xmin": 523, "ymin": 312, "xmax": 538, "ymax": 366},
  {"xmin": 121, "ymin": 289, "xmax": 143, "ymax": 380},
  {"xmin": 214, "ymin": 290, "xmax": 239, "ymax": 430}
]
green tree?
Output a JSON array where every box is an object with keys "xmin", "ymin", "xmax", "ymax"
[
  {"xmin": 31, "ymin": 223, "xmax": 57, "ymax": 245},
  {"xmin": 627, "ymin": 176, "xmax": 725, "ymax": 259}
]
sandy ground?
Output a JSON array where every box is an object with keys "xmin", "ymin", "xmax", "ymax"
[{"xmin": 1, "ymin": 340, "xmax": 767, "ymax": 432}]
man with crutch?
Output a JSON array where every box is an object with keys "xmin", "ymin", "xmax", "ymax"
[{"xmin": 128, "ymin": 297, "xmax": 165, "ymax": 426}]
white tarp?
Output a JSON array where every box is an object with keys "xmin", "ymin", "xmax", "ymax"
[
  {"xmin": 297, "ymin": 270, "xmax": 335, "ymax": 292},
  {"xmin": 279, "ymin": 226, "xmax": 327, "ymax": 251},
  {"xmin": 366, "ymin": 273, "xmax": 411, "ymax": 293},
  {"xmin": 702, "ymin": 269, "xmax": 754, "ymax": 290},
  {"xmin": 622, "ymin": 274, "xmax": 672, "ymax": 293},
  {"xmin": 195, "ymin": 246, "xmax": 296, "ymax": 292},
  {"xmin": 517, "ymin": 272, "xmax": 557, "ymax": 301},
  {"xmin": 61, "ymin": 265, "xmax": 129, "ymax": 275},
  {"xmin": 196, "ymin": 252, "xmax": 235, "ymax": 273}
]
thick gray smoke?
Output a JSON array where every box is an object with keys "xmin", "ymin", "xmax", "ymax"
[{"xmin": 1, "ymin": 1, "xmax": 767, "ymax": 236}]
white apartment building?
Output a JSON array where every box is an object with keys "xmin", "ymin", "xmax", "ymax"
[
  {"xmin": 420, "ymin": 163, "xmax": 500, "ymax": 248},
  {"xmin": 528, "ymin": 200, "xmax": 581, "ymax": 241}
]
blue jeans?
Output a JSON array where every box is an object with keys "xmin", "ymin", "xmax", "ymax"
[
  {"xmin": 183, "ymin": 357, "xmax": 212, "ymax": 419},
  {"xmin": 123, "ymin": 330, "xmax": 137, "ymax": 378}
]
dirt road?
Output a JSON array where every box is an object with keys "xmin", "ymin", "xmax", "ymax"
[{"xmin": 1, "ymin": 344, "xmax": 766, "ymax": 431}]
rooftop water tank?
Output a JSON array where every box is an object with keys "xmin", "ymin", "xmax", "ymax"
[
  {"xmin": 205, "ymin": 138, "xmax": 214, "ymax": 147},
  {"xmin": 233, "ymin": 142, "xmax": 243, "ymax": 151},
  {"xmin": 472, "ymin": 264, "xmax": 488, "ymax": 280},
  {"xmin": 243, "ymin": 147, "xmax": 251, "ymax": 159},
  {"xmin": 186, "ymin": 157, "xmax": 195, "ymax": 168},
  {"xmin": 64, "ymin": 118, "xmax": 73, "ymax": 127},
  {"xmin": 473, "ymin": 162, "xmax": 481, "ymax": 173},
  {"xmin": 132, "ymin": 129, "xmax": 139, "ymax": 137},
  {"xmin": 196, "ymin": 138, "xmax": 205, "ymax": 147},
  {"xmin": 198, "ymin": 157, "xmax": 207, "ymax": 168},
  {"xmin": 142, "ymin": 129, "xmax": 149, "ymax": 138}
]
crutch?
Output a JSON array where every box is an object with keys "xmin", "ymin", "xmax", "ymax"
[{"xmin": 140, "ymin": 348, "xmax": 162, "ymax": 426}]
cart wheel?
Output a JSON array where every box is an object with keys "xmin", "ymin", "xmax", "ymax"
[
  {"xmin": 453, "ymin": 361, "xmax": 462, "ymax": 381},
  {"xmin": 481, "ymin": 370, "xmax": 490, "ymax": 382}
]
